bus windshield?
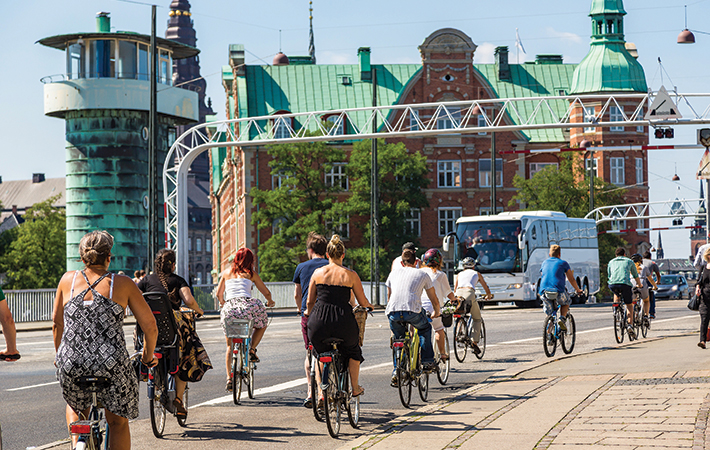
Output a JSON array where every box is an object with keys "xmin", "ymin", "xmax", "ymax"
[{"xmin": 456, "ymin": 220, "xmax": 522, "ymax": 273}]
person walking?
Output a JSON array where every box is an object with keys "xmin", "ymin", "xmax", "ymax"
[
  {"xmin": 293, "ymin": 232, "xmax": 329, "ymax": 408},
  {"xmin": 0, "ymin": 285, "xmax": 19, "ymax": 361},
  {"xmin": 695, "ymin": 247, "xmax": 710, "ymax": 349},
  {"xmin": 53, "ymin": 230, "xmax": 159, "ymax": 450},
  {"xmin": 608, "ymin": 247, "xmax": 643, "ymax": 339}
]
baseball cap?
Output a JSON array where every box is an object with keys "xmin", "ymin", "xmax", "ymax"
[{"xmin": 402, "ymin": 242, "xmax": 417, "ymax": 251}]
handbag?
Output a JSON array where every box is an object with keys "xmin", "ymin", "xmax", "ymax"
[{"xmin": 689, "ymin": 267, "xmax": 704, "ymax": 311}]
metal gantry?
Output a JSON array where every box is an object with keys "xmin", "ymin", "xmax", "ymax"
[
  {"xmin": 165, "ymin": 91, "xmax": 710, "ymax": 277},
  {"xmin": 585, "ymin": 198, "xmax": 705, "ymax": 234}
]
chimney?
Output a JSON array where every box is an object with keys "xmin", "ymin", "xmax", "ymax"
[
  {"xmin": 358, "ymin": 47, "xmax": 372, "ymax": 82},
  {"xmin": 495, "ymin": 46, "xmax": 510, "ymax": 81},
  {"xmin": 12, "ymin": 205, "xmax": 17, "ymax": 215},
  {"xmin": 32, "ymin": 173, "xmax": 45, "ymax": 183},
  {"xmin": 96, "ymin": 12, "xmax": 111, "ymax": 33}
]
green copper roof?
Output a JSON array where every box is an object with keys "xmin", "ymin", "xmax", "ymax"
[
  {"xmin": 476, "ymin": 63, "xmax": 577, "ymax": 143},
  {"xmin": 590, "ymin": 0, "xmax": 626, "ymax": 15},
  {"xmin": 569, "ymin": 43, "xmax": 646, "ymax": 94}
]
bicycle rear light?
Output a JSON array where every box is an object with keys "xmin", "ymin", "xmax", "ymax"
[
  {"xmin": 232, "ymin": 338, "xmax": 243, "ymax": 344},
  {"xmin": 319, "ymin": 356, "xmax": 332, "ymax": 363},
  {"xmin": 392, "ymin": 342, "xmax": 405, "ymax": 348},
  {"xmin": 154, "ymin": 352, "xmax": 163, "ymax": 359},
  {"xmin": 70, "ymin": 423, "xmax": 92, "ymax": 435}
]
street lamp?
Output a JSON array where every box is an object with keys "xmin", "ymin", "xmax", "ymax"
[
  {"xmin": 677, "ymin": 5, "xmax": 710, "ymax": 44},
  {"xmin": 580, "ymin": 140, "xmax": 594, "ymax": 213}
]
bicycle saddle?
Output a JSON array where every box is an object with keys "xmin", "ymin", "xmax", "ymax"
[
  {"xmin": 75, "ymin": 376, "xmax": 111, "ymax": 390},
  {"xmin": 323, "ymin": 337, "xmax": 344, "ymax": 345}
]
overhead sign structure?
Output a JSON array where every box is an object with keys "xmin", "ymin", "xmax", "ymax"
[{"xmin": 645, "ymin": 86, "xmax": 682, "ymax": 120}]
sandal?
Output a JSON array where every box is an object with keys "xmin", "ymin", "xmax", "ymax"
[
  {"xmin": 0, "ymin": 353, "xmax": 21, "ymax": 361},
  {"xmin": 226, "ymin": 378, "xmax": 233, "ymax": 392},
  {"xmin": 249, "ymin": 348, "xmax": 260, "ymax": 363},
  {"xmin": 173, "ymin": 398, "xmax": 187, "ymax": 418},
  {"xmin": 352, "ymin": 385, "xmax": 365, "ymax": 397},
  {"xmin": 439, "ymin": 353, "xmax": 449, "ymax": 361}
]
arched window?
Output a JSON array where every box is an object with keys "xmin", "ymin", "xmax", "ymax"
[
  {"xmin": 271, "ymin": 111, "xmax": 293, "ymax": 139},
  {"xmin": 323, "ymin": 114, "xmax": 345, "ymax": 135}
]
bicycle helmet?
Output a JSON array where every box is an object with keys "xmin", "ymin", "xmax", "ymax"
[
  {"xmin": 461, "ymin": 257, "xmax": 476, "ymax": 269},
  {"xmin": 630, "ymin": 253, "xmax": 642, "ymax": 263},
  {"xmin": 422, "ymin": 248, "xmax": 443, "ymax": 267}
]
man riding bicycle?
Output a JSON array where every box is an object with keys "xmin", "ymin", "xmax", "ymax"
[
  {"xmin": 385, "ymin": 248, "xmax": 439, "ymax": 387},
  {"xmin": 608, "ymin": 247, "xmax": 643, "ymax": 339},
  {"xmin": 539, "ymin": 245, "xmax": 583, "ymax": 332}
]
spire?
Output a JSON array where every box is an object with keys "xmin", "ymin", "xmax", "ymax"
[
  {"xmin": 701, "ymin": 181, "xmax": 705, "ymax": 207},
  {"xmin": 656, "ymin": 231, "xmax": 664, "ymax": 259},
  {"xmin": 308, "ymin": 1, "xmax": 316, "ymax": 64}
]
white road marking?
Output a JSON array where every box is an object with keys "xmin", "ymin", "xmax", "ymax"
[{"xmin": 6, "ymin": 381, "xmax": 59, "ymax": 391}]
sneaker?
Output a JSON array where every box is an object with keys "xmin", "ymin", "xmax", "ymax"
[
  {"xmin": 471, "ymin": 342, "xmax": 482, "ymax": 355},
  {"xmin": 650, "ymin": 314, "xmax": 655, "ymax": 320},
  {"xmin": 390, "ymin": 375, "xmax": 398, "ymax": 387},
  {"xmin": 423, "ymin": 362, "xmax": 438, "ymax": 373},
  {"xmin": 627, "ymin": 325, "xmax": 636, "ymax": 339},
  {"xmin": 226, "ymin": 378, "xmax": 233, "ymax": 392},
  {"xmin": 558, "ymin": 317, "xmax": 568, "ymax": 333}
]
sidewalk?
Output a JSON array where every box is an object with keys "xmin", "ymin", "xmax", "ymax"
[{"xmin": 341, "ymin": 333, "xmax": 710, "ymax": 450}]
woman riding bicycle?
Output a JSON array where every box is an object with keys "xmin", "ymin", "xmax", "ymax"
[
  {"xmin": 137, "ymin": 249, "xmax": 212, "ymax": 418},
  {"xmin": 453, "ymin": 257, "xmax": 493, "ymax": 355},
  {"xmin": 306, "ymin": 235, "xmax": 374, "ymax": 398},
  {"xmin": 420, "ymin": 249, "xmax": 456, "ymax": 361},
  {"xmin": 216, "ymin": 247, "xmax": 275, "ymax": 391},
  {"xmin": 53, "ymin": 231, "xmax": 158, "ymax": 450}
]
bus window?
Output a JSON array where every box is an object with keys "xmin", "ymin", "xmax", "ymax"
[
  {"xmin": 544, "ymin": 220, "xmax": 555, "ymax": 245},
  {"xmin": 570, "ymin": 222, "xmax": 581, "ymax": 248}
]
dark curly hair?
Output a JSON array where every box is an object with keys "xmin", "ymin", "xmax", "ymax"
[{"xmin": 155, "ymin": 248, "xmax": 180, "ymax": 307}]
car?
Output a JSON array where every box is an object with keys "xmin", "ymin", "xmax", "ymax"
[{"xmin": 655, "ymin": 274, "xmax": 690, "ymax": 300}]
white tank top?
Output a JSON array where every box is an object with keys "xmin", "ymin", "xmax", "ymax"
[
  {"xmin": 225, "ymin": 277, "xmax": 253, "ymax": 299},
  {"xmin": 456, "ymin": 269, "xmax": 479, "ymax": 289}
]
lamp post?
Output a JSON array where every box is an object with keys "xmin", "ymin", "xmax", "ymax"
[
  {"xmin": 580, "ymin": 140, "xmax": 593, "ymax": 213},
  {"xmin": 677, "ymin": 5, "xmax": 710, "ymax": 43}
]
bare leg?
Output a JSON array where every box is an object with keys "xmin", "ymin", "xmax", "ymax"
[
  {"xmin": 642, "ymin": 297, "xmax": 650, "ymax": 315},
  {"xmin": 251, "ymin": 326, "xmax": 267, "ymax": 349},
  {"xmin": 225, "ymin": 336, "xmax": 232, "ymax": 380},
  {"xmin": 560, "ymin": 304, "xmax": 570, "ymax": 318},
  {"xmin": 304, "ymin": 354, "xmax": 311, "ymax": 397},
  {"xmin": 0, "ymin": 300, "xmax": 18, "ymax": 355},
  {"xmin": 105, "ymin": 409, "xmax": 131, "ymax": 450},
  {"xmin": 176, "ymin": 377, "xmax": 186, "ymax": 402},
  {"xmin": 627, "ymin": 303, "xmax": 634, "ymax": 325},
  {"xmin": 434, "ymin": 329, "xmax": 446, "ymax": 356},
  {"xmin": 348, "ymin": 358, "xmax": 362, "ymax": 393}
]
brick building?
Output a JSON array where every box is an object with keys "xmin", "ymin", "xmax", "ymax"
[{"xmin": 210, "ymin": 0, "xmax": 650, "ymax": 277}]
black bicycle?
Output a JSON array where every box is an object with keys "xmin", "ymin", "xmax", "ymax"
[
  {"xmin": 613, "ymin": 297, "xmax": 635, "ymax": 343},
  {"xmin": 452, "ymin": 296, "xmax": 486, "ymax": 362},
  {"xmin": 308, "ymin": 343, "xmax": 324, "ymax": 421},
  {"xmin": 319, "ymin": 337, "xmax": 360, "ymax": 438},
  {"xmin": 632, "ymin": 288, "xmax": 650, "ymax": 339},
  {"xmin": 542, "ymin": 291, "xmax": 577, "ymax": 357},
  {"xmin": 69, "ymin": 376, "xmax": 112, "ymax": 450}
]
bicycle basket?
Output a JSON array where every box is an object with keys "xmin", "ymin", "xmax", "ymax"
[
  {"xmin": 223, "ymin": 317, "xmax": 254, "ymax": 338},
  {"xmin": 441, "ymin": 312, "xmax": 453, "ymax": 328}
]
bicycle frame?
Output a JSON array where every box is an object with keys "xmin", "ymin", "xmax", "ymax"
[
  {"xmin": 70, "ymin": 377, "xmax": 111, "ymax": 450},
  {"xmin": 392, "ymin": 326, "xmax": 422, "ymax": 378}
]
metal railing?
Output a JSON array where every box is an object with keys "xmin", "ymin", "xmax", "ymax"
[{"xmin": 6, "ymin": 282, "xmax": 389, "ymax": 323}]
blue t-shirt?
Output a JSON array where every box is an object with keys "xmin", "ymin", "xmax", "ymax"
[
  {"xmin": 293, "ymin": 257, "xmax": 329, "ymax": 311},
  {"xmin": 539, "ymin": 257, "xmax": 571, "ymax": 294}
]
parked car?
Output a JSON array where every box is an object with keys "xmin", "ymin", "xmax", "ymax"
[{"xmin": 655, "ymin": 274, "xmax": 690, "ymax": 299}]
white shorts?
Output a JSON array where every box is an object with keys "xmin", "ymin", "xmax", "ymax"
[{"xmin": 431, "ymin": 316, "xmax": 444, "ymax": 332}]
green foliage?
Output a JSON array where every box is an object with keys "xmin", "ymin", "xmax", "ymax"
[
  {"xmin": 250, "ymin": 136, "xmax": 346, "ymax": 281},
  {"xmin": 342, "ymin": 139, "xmax": 430, "ymax": 280},
  {"xmin": 598, "ymin": 232, "xmax": 628, "ymax": 299},
  {"xmin": 0, "ymin": 195, "xmax": 66, "ymax": 289}
]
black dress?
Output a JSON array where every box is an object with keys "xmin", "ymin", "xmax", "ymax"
[
  {"xmin": 307, "ymin": 284, "xmax": 363, "ymax": 362},
  {"xmin": 697, "ymin": 266, "xmax": 710, "ymax": 342}
]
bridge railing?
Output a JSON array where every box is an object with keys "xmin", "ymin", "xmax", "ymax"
[{"xmin": 6, "ymin": 282, "xmax": 389, "ymax": 323}]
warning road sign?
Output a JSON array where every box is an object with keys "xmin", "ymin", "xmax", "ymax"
[{"xmin": 645, "ymin": 86, "xmax": 682, "ymax": 120}]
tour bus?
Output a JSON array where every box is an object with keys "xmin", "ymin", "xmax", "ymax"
[{"xmin": 442, "ymin": 210, "xmax": 600, "ymax": 308}]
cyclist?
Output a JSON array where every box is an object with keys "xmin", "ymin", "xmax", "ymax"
[
  {"xmin": 385, "ymin": 248, "xmax": 439, "ymax": 386},
  {"xmin": 608, "ymin": 247, "xmax": 643, "ymax": 339},
  {"xmin": 642, "ymin": 251, "xmax": 661, "ymax": 319},
  {"xmin": 293, "ymin": 232, "xmax": 329, "ymax": 408},
  {"xmin": 420, "ymin": 249, "xmax": 456, "ymax": 361},
  {"xmin": 539, "ymin": 244, "xmax": 583, "ymax": 332},
  {"xmin": 391, "ymin": 242, "xmax": 421, "ymax": 271},
  {"xmin": 453, "ymin": 257, "xmax": 493, "ymax": 354},
  {"xmin": 631, "ymin": 253, "xmax": 658, "ymax": 325}
]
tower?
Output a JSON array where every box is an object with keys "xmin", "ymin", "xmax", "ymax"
[
  {"xmin": 656, "ymin": 231, "xmax": 664, "ymax": 260},
  {"xmin": 308, "ymin": 1, "xmax": 316, "ymax": 64},
  {"xmin": 40, "ymin": 12, "xmax": 199, "ymax": 273},
  {"xmin": 691, "ymin": 181, "xmax": 707, "ymax": 258}
]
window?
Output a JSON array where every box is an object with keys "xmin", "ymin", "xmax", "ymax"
[
  {"xmin": 637, "ymin": 219, "xmax": 646, "ymax": 235},
  {"xmin": 273, "ymin": 170, "xmax": 289, "ymax": 189},
  {"xmin": 409, "ymin": 110, "xmax": 420, "ymax": 131},
  {"xmin": 405, "ymin": 209, "xmax": 421, "ymax": 236},
  {"xmin": 438, "ymin": 207, "xmax": 462, "ymax": 236},
  {"xmin": 325, "ymin": 163, "xmax": 348, "ymax": 190},
  {"xmin": 196, "ymin": 238, "xmax": 202, "ymax": 252},
  {"xmin": 635, "ymin": 158, "xmax": 643, "ymax": 184},
  {"xmin": 117, "ymin": 41, "xmax": 137, "ymax": 79},
  {"xmin": 477, "ymin": 114, "xmax": 488, "ymax": 135},
  {"xmin": 66, "ymin": 43, "xmax": 84, "ymax": 79},
  {"xmin": 89, "ymin": 40, "xmax": 115, "ymax": 78},
  {"xmin": 326, "ymin": 217, "xmax": 349, "ymax": 239},
  {"xmin": 584, "ymin": 106, "xmax": 596, "ymax": 133},
  {"xmin": 609, "ymin": 106, "xmax": 624, "ymax": 131},
  {"xmin": 479, "ymin": 158, "xmax": 503, "ymax": 187},
  {"xmin": 273, "ymin": 116, "xmax": 291, "ymax": 139},
  {"xmin": 272, "ymin": 217, "xmax": 287, "ymax": 236},
  {"xmin": 137, "ymin": 44, "xmax": 149, "ymax": 81},
  {"xmin": 159, "ymin": 49, "xmax": 172, "ymax": 85},
  {"xmin": 188, "ymin": 237, "xmax": 192, "ymax": 251},
  {"xmin": 438, "ymin": 160, "xmax": 461, "ymax": 188},
  {"xmin": 636, "ymin": 107, "xmax": 645, "ymax": 133},
  {"xmin": 610, "ymin": 157, "xmax": 625, "ymax": 185},
  {"xmin": 611, "ymin": 220, "xmax": 626, "ymax": 231},
  {"xmin": 529, "ymin": 162, "xmax": 558, "ymax": 178},
  {"xmin": 325, "ymin": 115, "xmax": 344, "ymax": 135},
  {"xmin": 437, "ymin": 108, "xmax": 461, "ymax": 130},
  {"xmin": 585, "ymin": 157, "xmax": 598, "ymax": 177},
  {"xmin": 206, "ymin": 238, "xmax": 211, "ymax": 253},
  {"xmin": 479, "ymin": 207, "xmax": 504, "ymax": 216},
  {"xmin": 195, "ymin": 272, "xmax": 203, "ymax": 285}
]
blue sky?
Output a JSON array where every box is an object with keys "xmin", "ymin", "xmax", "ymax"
[{"xmin": 2, "ymin": 0, "xmax": 709, "ymax": 259}]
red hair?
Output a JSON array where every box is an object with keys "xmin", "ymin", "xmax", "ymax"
[{"xmin": 232, "ymin": 247, "xmax": 254, "ymax": 276}]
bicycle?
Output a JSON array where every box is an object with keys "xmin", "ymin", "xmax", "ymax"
[
  {"xmin": 392, "ymin": 323, "xmax": 429, "ymax": 408},
  {"xmin": 319, "ymin": 338, "xmax": 359, "ymax": 438},
  {"xmin": 69, "ymin": 376, "xmax": 113, "ymax": 450},
  {"xmin": 308, "ymin": 343, "xmax": 324, "ymax": 421},
  {"xmin": 434, "ymin": 328, "xmax": 450, "ymax": 385},
  {"xmin": 452, "ymin": 297, "xmax": 486, "ymax": 362},
  {"xmin": 632, "ymin": 288, "xmax": 650, "ymax": 339},
  {"xmin": 612, "ymin": 295, "xmax": 635, "ymax": 343},
  {"xmin": 223, "ymin": 317, "xmax": 256, "ymax": 405},
  {"xmin": 541, "ymin": 291, "xmax": 577, "ymax": 357}
]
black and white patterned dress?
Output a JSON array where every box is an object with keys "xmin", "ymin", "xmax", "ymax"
[{"xmin": 56, "ymin": 271, "xmax": 139, "ymax": 419}]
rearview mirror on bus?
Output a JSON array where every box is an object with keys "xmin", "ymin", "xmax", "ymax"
[
  {"xmin": 518, "ymin": 230, "xmax": 525, "ymax": 250},
  {"xmin": 442, "ymin": 234, "xmax": 450, "ymax": 252}
]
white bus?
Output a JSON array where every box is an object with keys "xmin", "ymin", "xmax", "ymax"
[{"xmin": 442, "ymin": 210, "xmax": 600, "ymax": 308}]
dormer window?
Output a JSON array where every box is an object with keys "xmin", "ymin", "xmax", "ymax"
[
  {"xmin": 323, "ymin": 114, "xmax": 345, "ymax": 136},
  {"xmin": 271, "ymin": 111, "xmax": 293, "ymax": 139}
]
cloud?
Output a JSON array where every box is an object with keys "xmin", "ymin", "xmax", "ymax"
[
  {"xmin": 545, "ymin": 27, "xmax": 583, "ymax": 44},
  {"xmin": 474, "ymin": 42, "xmax": 496, "ymax": 64}
]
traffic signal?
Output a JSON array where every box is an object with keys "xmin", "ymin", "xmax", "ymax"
[{"xmin": 654, "ymin": 127, "xmax": 674, "ymax": 139}]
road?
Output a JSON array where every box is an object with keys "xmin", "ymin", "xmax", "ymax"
[{"xmin": 0, "ymin": 299, "xmax": 698, "ymax": 450}]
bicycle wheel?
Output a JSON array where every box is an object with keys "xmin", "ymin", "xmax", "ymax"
[
  {"xmin": 397, "ymin": 347, "xmax": 412, "ymax": 408},
  {"xmin": 235, "ymin": 344, "xmax": 245, "ymax": 404},
  {"xmin": 75, "ymin": 440, "xmax": 87, "ymax": 450},
  {"xmin": 247, "ymin": 361, "xmax": 255, "ymax": 399},
  {"xmin": 633, "ymin": 303, "xmax": 641, "ymax": 338},
  {"xmin": 231, "ymin": 343, "xmax": 240, "ymax": 405},
  {"xmin": 345, "ymin": 369, "xmax": 359, "ymax": 428},
  {"xmin": 418, "ymin": 369, "xmax": 429, "ymax": 402},
  {"xmin": 453, "ymin": 317, "xmax": 468, "ymax": 363},
  {"xmin": 149, "ymin": 380, "xmax": 166, "ymax": 438},
  {"xmin": 176, "ymin": 385, "xmax": 188, "ymax": 427},
  {"xmin": 323, "ymin": 365, "xmax": 341, "ymax": 438},
  {"xmin": 561, "ymin": 313, "xmax": 576, "ymax": 354},
  {"xmin": 102, "ymin": 419, "xmax": 109, "ymax": 450},
  {"xmin": 436, "ymin": 333, "xmax": 450, "ymax": 385},
  {"xmin": 641, "ymin": 313, "xmax": 649, "ymax": 338},
  {"xmin": 310, "ymin": 350, "xmax": 323, "ymax": 421},
  {"xmin": 475, "ymin": 318, "xmax": 486, "ymax": 360},
  {"xmin": 543, "ymin": 315, "xmax": 557, "ymax": 357},
  {"xmin": 613, "ymin": 307, "xmax": 625, "ymax": 344}
]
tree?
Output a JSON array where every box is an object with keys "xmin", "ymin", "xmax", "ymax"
[
  {"xmin": 250, "ymin": 138, "xmax": 346, "ymax": 281},
  {"xmin": 341, "ymin": 139, "xmax": 429, "ymax": 280},
  {"xmin": 1, "ymin": 195, "xmax": 66, "ymax": 289}
]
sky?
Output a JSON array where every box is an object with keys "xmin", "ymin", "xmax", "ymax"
[{"xmin": 1, "ymin": 0, "xmax": 710, "ymax": 259}]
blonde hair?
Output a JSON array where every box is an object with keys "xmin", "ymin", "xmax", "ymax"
[
  {"xmin": 327, "ymin": 234, "xmax": 345, "ymax": 259},
  {"xmin": 703, "ymin": 247, "xmax": 710, "ymax": 262},
  {"xmin": 79, "ymin": 230, "xmax": 114, "ymax": 266},
  {"xmin": 550, "ymin": 244, "xmax": 561, "ymax": 257}
]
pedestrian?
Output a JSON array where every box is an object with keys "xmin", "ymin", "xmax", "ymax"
[
  {"xmin": 0, "ymin": 285, "xmax": 20, "ymax": 361},
  {"xmin": 132, "ymin": 270, "xmax": 141, "ymax": 284},
  {"xmin": 642, "ymin": 251, "xmax": 661, "ymax": 319},
  {"xmin": 216, "ymin": 247, "xmax": 274, "ymax": 391},
  {"xmin": 694, "ymin": 240, "xmax": 710, "ymax": 271},
  {"xmin": 694, "ymin": 247, "xmax": 710, "ymax": 349},
  {"xmin": 53, "ymin": 230, "xmax": 159, "ymax": 450},
  {"xmin": 391, "ymin": 242, "xmax": 421, "ymax": 271},
  {"xmin": 293, "ymin": 232, "xmax": 329, "ymax": 408}
]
